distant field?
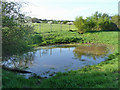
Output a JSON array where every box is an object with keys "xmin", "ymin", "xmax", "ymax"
[{"xmin": 32, "ymin": 23, "xmax": 77, "ymax": 33}]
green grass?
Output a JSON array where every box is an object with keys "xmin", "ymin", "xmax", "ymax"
[
  {"xmin": 2, "ymin": 30, "xmax": 119, "ymax": 88},
  {"xmin": 32, "ymin": 30, "xmax": 118, "ymax": 47},
  {"xmin": 33, "ymin": 23, "xmax": 77, "ymax": 33},
  {"xmin": 40, "ymin": 31, "xmax": 82, "ymax": 45},
  {"xmin": 2, "ymin": 70, "xmax": 38, "ymax": 88}
]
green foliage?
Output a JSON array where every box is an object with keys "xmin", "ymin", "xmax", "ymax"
[
  {"xmin": 34, "ymin": 31, "xmax": 82, "ymax": 46},
  {"xmin": 31, "ymin": 34, "xmax": 43, "ymax": 44},
  {"xmin": 85, "ymin": 17, "xmax": 96, "ymax": 30},
  {"xmin": 111, "ymin": 15, "xmax": 118, "ymax": 24},
  {"xmin": 2, "ymin": 2, "xmax": 34, "ymax": 58},
  {"xmin": 97, "ymin": 17, "xmax": 111, "ymax": 30},
  {"xmin": 74, "ymin": 11, "xmax": 118, "ymax": 33},
  {"xmin": 74, "ymin": 16, "xmax": 87, "ymax": 33},
  {"xmin": 2, "ymin": 25, "xmax": 33, "ymax": 58},
  {"xmin": 111, "ymin": 15, "xmax": 120, "ymax": 29},
  {"xmin": 31, "ymin": 30, "xmax": 119, "ymax": 47}
]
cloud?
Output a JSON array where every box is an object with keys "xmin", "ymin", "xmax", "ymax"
[{"xmin": 7, "ymin": 0, "xmax": 119, "ymax": 20}]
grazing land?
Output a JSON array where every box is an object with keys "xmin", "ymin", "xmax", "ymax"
[
  {"xmin": 3, "ymin": 30, "xmax": 119, "ymax": 88},
  {"xmin": 33, "ymin": 23, "xmax": 77, "ymax": 33}
]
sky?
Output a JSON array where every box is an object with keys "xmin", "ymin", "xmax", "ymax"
[{"xmin": 7, "ymin": 0, "xmax": 120, "ymax": 21}]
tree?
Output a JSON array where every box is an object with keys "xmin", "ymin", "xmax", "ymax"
[
  {"xmin": 96, "ymin": 13, "xmax": 119, "ymax": 30},
  {"xmin": 111, "ymin": 15, "xmax": 120, "ymax": 29},
  {"xmin": 87, "ymin": 12, "xmax": 118, "ymax": 30},
  {"xmin": 74, "ymin": 12, "xmax": 118, "ymax": 33},
  {"xmin": 97, "ymin": 16, "xmax": 111, "ymax": 30},
  {"xmin": 85, "ymin": 17, "xmax": 96, "ymax": 30},
  {"xmin": 2, "ymin": 1, "xmax": 34, "ymax": 58},
  {"xmin": 74, "ymin": 16, "xmax": 87, "ymax": 33}
]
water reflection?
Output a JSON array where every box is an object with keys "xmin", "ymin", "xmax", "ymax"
[
  {"xmin": 2, "ymin": 45, "xmax": 111, "ymax": 78},
  {"xmin": 38, "ymin": 47, "xmax": 71, "ymax": 57},
  {"xmin": 73, "ymin": 45, "xmax": 108, "ymax": 60},
  {"xmin": 2, "ymin": 52, "xmax": 35, "ymax": 69}
]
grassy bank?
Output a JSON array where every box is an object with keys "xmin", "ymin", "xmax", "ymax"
[
  {"xmin": 2, "ymin": 31, "xmax": 119, "ymax": 88},
  {"xmin": 32, "ymin": 30, "xmax": 118, "ymax": 47}
]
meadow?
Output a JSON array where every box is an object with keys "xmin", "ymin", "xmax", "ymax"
[
  {"xmin": 2, "ymin": 28, "xmax": 119, "ymax": 88},
  {"xmin": 32, "ymin": 23, "xmax": 77, "ymax": 33}
]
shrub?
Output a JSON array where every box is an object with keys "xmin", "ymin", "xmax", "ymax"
[
  {"xmin": 74, "ymin": 12, "xmax": 119, "ymax": 33},
  {"xmin": 74, "ymin": 16, "xmax": 87, "ymax": 33},
  {"xmin": 32, "ymin": 34, "xmax": 43, "ymax": 44}
]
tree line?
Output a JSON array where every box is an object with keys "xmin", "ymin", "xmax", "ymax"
[
  {"xmin": 74, "ymin": 11, "xmax": 120, "ymax": 33},
  {"xmin": 32, "ymin": 18, "xmax": 73, "ymax": 24}
]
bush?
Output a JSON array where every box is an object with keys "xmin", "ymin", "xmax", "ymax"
[
  {"xmin": 74, "ymin": 12, "xmax": 119, "ymax": 33},
  {"xmin": 74, "ymin": 16, "xmax": 87, "ymax": 33},
  {"xmin": 2, "ymin": 26, "xmax": 33, "ymax": 57},
  {"xmin": 111, "ymin": 15, "xmax": 120, "ymax": 29},
  {"xmin": 32, "ymin": 34, "xmax": 43, "ymax": 44}
]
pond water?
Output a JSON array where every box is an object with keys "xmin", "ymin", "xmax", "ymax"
[{"xmin": 2, "ymin": 44, "xmax": 112, "ymax": 78}]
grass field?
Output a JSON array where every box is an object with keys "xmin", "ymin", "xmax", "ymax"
[
  {"xmin": 2, "ymin": 30, "xmax": 119, "ymax": 88},
  {"xmin": 32, "ymin": 23, "xmax": 77, "ymax": 33}
]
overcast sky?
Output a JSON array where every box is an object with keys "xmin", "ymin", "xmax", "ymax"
[{"xmin": 7, "ymin": 0, "xmax": 120, "ymax": 20}]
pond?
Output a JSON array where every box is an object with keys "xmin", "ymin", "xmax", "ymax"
[{"xmin": 2, "ymin": 44, "xmax": 112, "ymax": 78}]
